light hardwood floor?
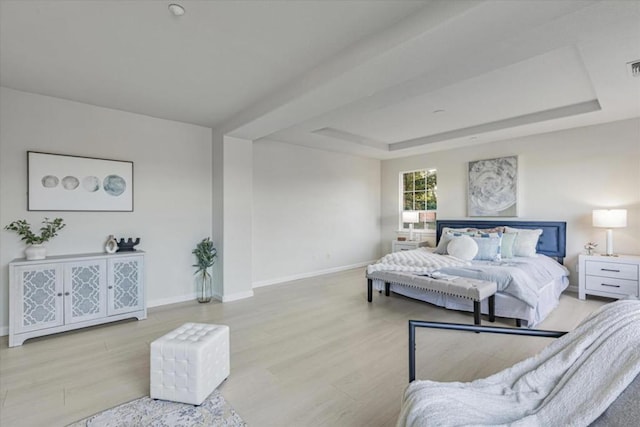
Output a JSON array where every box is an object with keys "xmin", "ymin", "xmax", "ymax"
[{"xmin": 0, "ymin": 268, "xmax": 606, "ymax": 426}]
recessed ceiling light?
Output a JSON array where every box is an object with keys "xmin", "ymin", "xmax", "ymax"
[
  {"xmin": 432, "ymin": 109, "xmax": 445, "ymax": 114},
  {"xmin": 168, "ymin": 4, "xmax": 185, "ymax": 16}
]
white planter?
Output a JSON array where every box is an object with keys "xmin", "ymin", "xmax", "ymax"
[{"xmin": 25, "ymin": 244, "xmax": 47, "ymax": 260}]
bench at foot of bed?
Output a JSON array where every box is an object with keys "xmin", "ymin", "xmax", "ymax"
[{"xmin": 367, "ymin": 273, "xmax": 497, "ymax": 326}]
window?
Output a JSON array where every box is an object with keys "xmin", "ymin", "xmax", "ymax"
[{"xmin": 401, "ymin": 169, "xmax": 437, "ymax": 231}]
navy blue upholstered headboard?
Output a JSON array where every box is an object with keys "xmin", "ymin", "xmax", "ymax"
[{"xmin": 436, "ymin": 220, "xmax": 566, "ymax": 263}]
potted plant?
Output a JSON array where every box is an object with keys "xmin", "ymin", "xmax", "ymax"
[
  {"xmin": 192, "ymin": 237, "xmax": 217, "ymax": 303},
  {"xmin": 4, "ymin": 217, "xmax": 66, "ymax": 260}
]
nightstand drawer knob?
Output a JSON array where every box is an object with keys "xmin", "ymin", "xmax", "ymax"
[
  {"xmin": 601, "ymin": 268, "xmax": 620, "ymax": 272},
  {"xmin": 601, "ymin": 283, "xmax": 621, "ymax": 288}
]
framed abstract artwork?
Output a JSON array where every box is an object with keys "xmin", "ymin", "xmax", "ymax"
[
  {"xmin": 468, "ymin": 155, "xmax": 517, "ymax": 217},
  {"xmin": 27, "ymin": 151, "xmax": 134, "ymax": 211}
]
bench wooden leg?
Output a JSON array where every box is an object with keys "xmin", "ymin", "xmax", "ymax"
[
  {"xmin": 473, "ymin": 301, "xmax": 481, "ymax": 325},
  {"xmin": 367, "ymin": 279, "xmax": 372, "ymax": 302},
  {"xmin": 385, "ymin": 282, "xmax": 390, "ymax": 296},
  {"xmin": 488, "ymin": 295, "xmax": 495, "ymax": 322}
]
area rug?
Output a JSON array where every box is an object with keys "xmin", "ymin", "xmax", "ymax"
[{"xmin": 68, "ymin": 390, "xmax": 247, "ymax": 427}]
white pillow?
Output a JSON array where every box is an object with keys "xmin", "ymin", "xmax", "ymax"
[
  {"xmin": 447, "ymin": 236, "xmax": 478, "ymax": 260},
  {"xmin": 434, "ymin": 227, "xmax": 471, "ymax": 254},
  {"xmin": 504, "ymin": 227, "xmax": 542, "ymax": 257}
]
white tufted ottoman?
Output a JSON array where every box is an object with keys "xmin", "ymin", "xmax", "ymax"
[{"xmin": 150, "ymin": 323, "xmax": 230, "ymax": 405}]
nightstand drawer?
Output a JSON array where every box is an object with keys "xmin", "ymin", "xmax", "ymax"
[
  {"xmin": 585, "ymin": 276, "xmax": 639, "ymax": 297},
  {"xmin": 585, "ymin": 261, "xmax": 638, "ymax": 281},
  {"xmin": 395, "ymin": 243, "xmax": 417, "ymax": 251},
  {"xmin": 392, "ymin": 240, "xmax": 428, "ymax": 252}
]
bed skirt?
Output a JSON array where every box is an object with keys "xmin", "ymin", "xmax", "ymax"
[{"xmin": 372, "ymin": 276, "xmax": 568, "ymax": 327}]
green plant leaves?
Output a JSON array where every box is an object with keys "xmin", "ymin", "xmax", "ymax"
[
  {"xmin": 193, "ymin": 237, "xmax": 217, "ymax": 274},
  {"xmin": 4, "ymin": 217, "xmax": 66, "ymax": 245}
]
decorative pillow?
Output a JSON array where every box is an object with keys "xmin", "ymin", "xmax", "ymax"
[
  {"xmin": 447, "ymin": 236, "xmax": 478, "ymax": 260},
  {"xmin": 472, "ymin": 233, "xmax": 502, "ymax": 261},
  {"xmin": 500, "ymin": 232, "xmax": 517, "ymax": 259},
  {"xmin": 475, "ymin": 231, "xmax": 502, "ymax": 238},
  {"xmin": 434, "ymin": 228, "xmax": 472, "ymax": 254},
  {"xmin": 476, "ymin": 227, "xmax": 505, "ymax": 234},
  {"xmin": 504, "ymin": 227, "xmax": 542, "ymax": 257}
]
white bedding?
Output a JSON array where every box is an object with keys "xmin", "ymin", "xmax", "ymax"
[
  {"xmin": 367, "ymin": 250, "xmax": 470, "ymax": 275},
  {"xmin": 397, "ymin": 299, "xmax": 640, "ymax": 427},
  {"xmin": 436, "ymin": 255, "xmax": 569, "ymax": 308},
  {"xmin": 368, "ymin": 249, "xmax": 569, "ymax": 326}
]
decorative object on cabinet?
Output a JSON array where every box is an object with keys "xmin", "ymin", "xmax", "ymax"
[
  {"xmin": 402, "ymin": 211, "xmax": 420, "ymax": 241},
  {"xmin": 584, "ymin": 242, "xmax": 598, "ymax": 255},
  {"xmin": 104, "ymin": 235, "xmax": 118, "ymax": 254},
  {"xmin": 578, "ymin": 253, "xmax": 639, "ymax": 300},
  {"xmin": 8, "ymin": 251, "xmax": 146, "ymax": 346},
  {"xmin": 27, "ymin": 151, "xmax": 133, "ymax": 212},
  {"xmin": 592, "ymin": 209, "xmax": 627, "ymax": 256},
  {"xmin": 4, "ymin": 217, "xmax": 66, "ymax": 260},
  {"xmin": 468, "ymin": 156, "xmax": 517, "ymax": 217},
  {"xmin": 193, "ymin": 238, "xmax": 217, "ymax": 303},
  {"xmin": 117, "ymin": 237, "xmax": 140, "ymax": 252}
]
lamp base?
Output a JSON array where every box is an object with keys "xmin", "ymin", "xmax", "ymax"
[{"xmin": 603, "ymin": 228, "xmax": 618, "ymax": 256}]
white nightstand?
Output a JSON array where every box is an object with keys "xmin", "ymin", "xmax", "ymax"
[
  {"xmin": 392, "ymin": 240, "xmax": 429, "ymax": 252},
  {"xmin": 578, "ymin": 254, "xmax": 640, "ymax": 300}
]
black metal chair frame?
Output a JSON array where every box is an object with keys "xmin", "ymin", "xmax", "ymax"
[{"xmin": 408, "ymin": 320, "xmax": 567, "ymax": 382}]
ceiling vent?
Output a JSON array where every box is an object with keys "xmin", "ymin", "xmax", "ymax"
[{"xmin": 628, "ymin": 60, "xmax": 640, "ymax": 78}]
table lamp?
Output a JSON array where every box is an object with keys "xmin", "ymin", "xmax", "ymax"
[
  {"xmin": 402, "ymin": 211, "xmax": 420, "ymax": 241},
  {"xmin": 592, "ymin": 209, "xmax": 627, "ymax": 256}
]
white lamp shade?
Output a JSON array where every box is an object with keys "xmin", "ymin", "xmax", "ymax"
[
  {"xmin": 592, "ymin": 209, "xmax": 627, "ymax": 228},
  {"xmin": 402, "ymin": 211, "xmax": 420, "ymax": 224}
]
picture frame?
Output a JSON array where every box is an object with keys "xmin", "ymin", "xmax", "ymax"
[
  {"xmin": 467, "ymin": 155, "xmax": 517, "ymax": 217},
  {"xmin": 27, "ymin": 151, "xmax": 134, "ymax": 212}
]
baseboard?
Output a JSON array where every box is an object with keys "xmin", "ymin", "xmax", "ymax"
[
  {"xmin": 147, "ymin": 293, "xmax": 198, "ymax": 308},
  {"xmin": 566, "ymin": 284, "xmax": 579, "ymax": 294},
  {"xmin": 0, "ymin": 326, "xmax": 7, "ymax": 337},
  {"xmin": 221, "ymin": 290, "xmax": 254, "ymax": 302},
  {"xmin": 252, "ymin": 260, "xmax": 375, "ymax": 288}
]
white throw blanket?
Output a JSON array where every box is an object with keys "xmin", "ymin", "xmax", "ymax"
[
  {"xmin": 367, "ymin": 249, "xmax": 470, "ymax": 275},
  {"xmin": 397, "ymin": 299, "xmax": 640, "ymax": 427}
]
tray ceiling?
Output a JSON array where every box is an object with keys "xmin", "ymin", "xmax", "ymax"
[{"xmin": 1, "ymin": 0, "xmax": 638, "ymax": 159}]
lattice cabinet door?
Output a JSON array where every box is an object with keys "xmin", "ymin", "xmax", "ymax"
[
  {"xmin": 12, "ymin": 264, "xmax": 64, "ymax": 333},
  {"xmin": 64, "ymin": 260, "xmax": 107, "ymax": 324},
  {"xmin": 107, "ymin": 255, "xmax": 144, "ymax": 316}
]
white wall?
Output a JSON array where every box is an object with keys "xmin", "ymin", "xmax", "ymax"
[
  {"xmin": 252, "ymin": 139, "xmax": 381, "ymax": 285},
  {"xmin": 382, "ymin": 118, "xmax": 640, "ymax": 286},
  {"xmin": 0, "ymin": 88, "xmax": 213, "ymax": 332},
  {"xmin": 212, "ymin": 135, "xmax": 254, "ymax": 301}
]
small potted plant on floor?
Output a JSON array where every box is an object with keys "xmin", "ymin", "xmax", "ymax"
[
  {"xmin": 4, "ymin": 217, "xmax": 66, "ymax": 260},
  {"xmin": 193, "ymin": 237, "xmax": 217, "ymax": 303}
]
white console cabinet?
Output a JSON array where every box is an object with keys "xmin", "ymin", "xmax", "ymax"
[{"xmin": 9, "ymin": 251, "xmax": 146, "ymax": 347}]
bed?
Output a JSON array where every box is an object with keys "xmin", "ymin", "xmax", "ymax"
[{"xmin": 367, "ymin": 220, "xmax": 569, "ymax": 327}]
